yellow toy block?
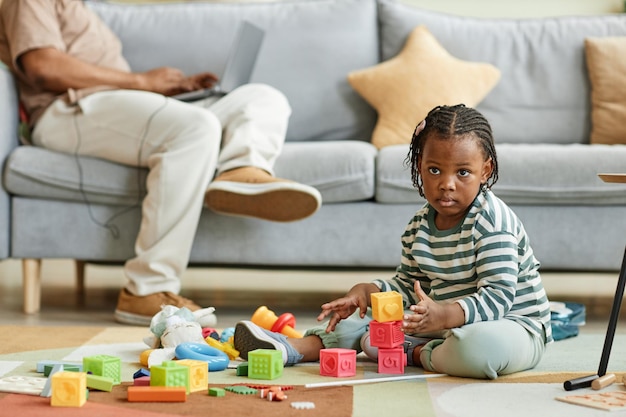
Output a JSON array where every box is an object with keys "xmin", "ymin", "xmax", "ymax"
[
  {"xmin": 50, "ymin": 371, "xmax": 87, "ymax": 407},
  {"xmin": 176, "ymin": 360, "xmax": 208, "ymax": 393},
  {"xmin": 371, "ymin": 291, "xmax": 404, "ymax": 323}
]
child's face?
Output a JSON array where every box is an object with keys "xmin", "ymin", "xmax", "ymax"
[{"xmin": 418, "ymin": 133, "xmax": 493, "ymax": 230}]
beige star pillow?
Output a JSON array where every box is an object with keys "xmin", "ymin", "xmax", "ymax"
[
  {"xmin": 585, "ymin": 36, "xmax": 626, "ymax": 145},
  {"xmin": 348, "ymin": 26, "xmax": 501, "ymax": 149}
]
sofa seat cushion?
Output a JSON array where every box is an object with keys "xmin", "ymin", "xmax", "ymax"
[
  {"xmin": 4, "ymin": 141, "xmax": 377, "ymax": 205},
  {"xmin": 376, "ymin": 143, "xmax": 626, "ymax": 205}
]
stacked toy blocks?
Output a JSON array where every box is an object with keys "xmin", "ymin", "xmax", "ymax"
[{"xmin": 370, "ymin": 291, "xmax": 407, "ymax": 374}]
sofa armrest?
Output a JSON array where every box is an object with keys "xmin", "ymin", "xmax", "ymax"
[{"xmin": 0, "ymin": 63, "xmax": 20, "ymax": 259}]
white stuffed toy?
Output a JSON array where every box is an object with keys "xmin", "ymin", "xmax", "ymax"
[{"xmin": 142, "ymin": 305, "xmax": 217, "ymax": 367}]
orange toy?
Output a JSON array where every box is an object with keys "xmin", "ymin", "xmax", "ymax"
[{"xmin": 251, "ymin": 306, "xmax": 303, "ymax": 338}]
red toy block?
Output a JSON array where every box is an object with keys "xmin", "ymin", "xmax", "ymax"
[
  {"xmin": 377, "ymin": 347, "xmax": 406, "ymax": 375},
  {"xmin": 127, "ymin": 386, "xmax": 187, "ymax": 402},
  {"xmin": 369, "ymin": 320, "xmax": 404, "ymax": 349},
  {"xmin": 319, "ymin": 348, "xmax": 357, "ymax": 377},
  {"xmin": 133, "ymin": 376, "xmax": 151, "ymax": 386}
]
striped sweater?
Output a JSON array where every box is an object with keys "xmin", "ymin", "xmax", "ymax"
[{"xmin": 374, "ymin": 190, "xmax": 553, "ymax": 344}]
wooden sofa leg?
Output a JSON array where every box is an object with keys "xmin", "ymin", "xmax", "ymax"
[
  {"xmin": 22, "ymin": 258, "xmax": 42, "ymax": 314},
  {"xmin": 75, "ymin": 260, "xmax": 86, "ymax": 297}
]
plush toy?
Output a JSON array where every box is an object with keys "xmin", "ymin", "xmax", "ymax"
[{"xmin": 141, "ymin": 305, "xmax": 218, "ymax": 367}]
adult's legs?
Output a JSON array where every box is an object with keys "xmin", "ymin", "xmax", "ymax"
[
  {"xmin": 32, "ymin": 90, "xmax": 221, "ymax": 313},
  {"xmin": 199, "ymin": 84, "xmax": 322, "ymax": 221}
]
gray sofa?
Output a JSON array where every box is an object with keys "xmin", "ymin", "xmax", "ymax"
[{"xmin": 2, "ymin": 0, "xmax": 626, "ymax": 313}]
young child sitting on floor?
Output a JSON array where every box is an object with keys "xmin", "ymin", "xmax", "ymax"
[{"xmin": 233, "ymin": 104, "xmax": 553, "ymax": 379}]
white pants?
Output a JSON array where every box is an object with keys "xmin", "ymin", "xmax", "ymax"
[{"xmin": 32, "ymin": 84, "xmax": 291, "ymax": 295}]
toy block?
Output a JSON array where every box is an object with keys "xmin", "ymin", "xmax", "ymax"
[
  {"xmin": 248, "ymin": 349, "xmax": 284, "ymax": 380},
  {"xmin": 176, "ymin": 359, "xmax": 208, "ymax": 393},
  {"xmin": 150, "ymin": 361, "xmax": 190, "ymax": 393},
  {"xmin": 378, "ymin": 347, "xmax": 407, "ymax": 375},
  {"xmin": 133, "ymin": 368, "xmax": 150, "ymax": 379},
  {"xmin": 209, "ymin": 387, "xmax": 225, "ymax": 397},
  {"xmin": 369, "ymin": 320, "xmax": 404, "ymax": 348},
  {"xmin": 44, "ymin": 364, "xmax": 81, "ymax": 377},
  {"xmin": 0, "ymin": 376, "xmax": 47, "ymax": 396},
  {"xmin": 371, "ymin": 291, "xmax": 404, "ymax": 323},
  {"xmin": 236, "ymin": 362, "xmax": 249, "ymax": 376},
  {"xmin": 134, "ymin": 376, "xmax": 151, "ymax": 386},
  {"xmin": 50, "ymin": 371, "xmax": 87, "ymax": 407},
  {"xmin": 319, "ymin": 348, "xmax": 357, "ymax": 377},
  {"xmin": 86, "ymin": 374, "xmax": 114, "ymax": 392},
  {"xmin": 41, "ymin": 363, "xmax": 64, "ymax": 398},
  {"xmin": 127, "ymin": 386, "xmax": 187, "ymax": 402},
  {"xmin": 83, "ymin": 355, "xmax": 121, "ymax": 384},
  {"xmin": 37, "ymin": 360, "xmax": 82, "ymax": 373}
]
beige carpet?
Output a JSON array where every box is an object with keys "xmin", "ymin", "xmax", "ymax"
[{"xmin": 1, "ymin": 326, "xmax": 625, "ymax": 416}]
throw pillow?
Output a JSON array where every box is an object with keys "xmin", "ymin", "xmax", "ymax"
[
  {"xmin": 348, "ymin": 25, "xmax": 501, "ymax": 149},
  {"xmin": 585, "ymin": 36, "xmax": 626, "ymax": 145}
]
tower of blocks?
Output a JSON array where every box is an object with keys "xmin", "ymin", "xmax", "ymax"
[{"xmin": 370, "ymin": 291, "xmax": 407, "ymax": 374}]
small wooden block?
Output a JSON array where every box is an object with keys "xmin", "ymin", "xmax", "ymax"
[
  {"xmin": 127, "ymin": 386, "xmax": 187, "ymax": 402},
  {"xmin": 592, "ymin": 373, "xmax": 616, "ymax": 390}
]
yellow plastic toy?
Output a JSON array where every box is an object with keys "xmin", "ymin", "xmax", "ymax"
[{"xmin": 251, "ymin": 306, "xmax": 303, "ymax": 338}]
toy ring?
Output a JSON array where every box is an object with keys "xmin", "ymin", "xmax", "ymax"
[{"xmin": 175, "ymin": 343, "xmax": 229, "ymax": 372}]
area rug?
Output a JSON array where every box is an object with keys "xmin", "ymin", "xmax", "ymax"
[{"xmin": 1, "ymin": 325, "xmax": 625, "ymax": 417}]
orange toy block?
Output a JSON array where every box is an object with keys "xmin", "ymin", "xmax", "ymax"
[
  {"xmin": 371, "ymin": 291, "xmax": 404, "ymax": 323},
  {"xmin": 127, "ymin": 386, "xmax": 187, "ymax": 402},
  {"xmin": 251, "ymin": 306, "xmax": 303, "ymax": 338},
  {"xmin": 50, "ymin": 371, "xmax": 87, "ymax": 407}
]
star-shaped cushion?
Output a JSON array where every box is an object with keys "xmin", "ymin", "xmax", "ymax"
[{"xmin": 348, "ymin": 25, "xmax": 501, "ymax": 149}]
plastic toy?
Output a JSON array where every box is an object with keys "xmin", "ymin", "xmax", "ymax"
[
  {"xmin": 50, "ymin": 372, "xmax": 87, "ymax": 407},
  {"xmin": 369, "ymin": 320, "xmax": 404, "ymax": 349},
  {"xmin": 176, "ymin": 359, "xmax": 209, "ymax": 393},
  {"xmin": 248, "ymin": 349, "xmax": 284, "ymax": 380},
  {"xmin": 174, "ymin": 342, "xmax": 230, "ymax": 372},
  {"xmin": 319, "ymin": 348, "xmax": 357, "ymax": 377},
  {"xmin": 251, "ymin": 306, "xmax": 303, "ymax": 338},
  {"xmin": 377, "ymin": 346, "xmax": 406, "ymax": 374},
  {"xmin": 86, "ymin": 374, "xmax": 114, "ymax": 392},
  {"xmin": 204, "ymin": 335, "xmax": 240, "ymax": 360},
  {"xmin": 83, "ymin": 355, "xmax": 121, "ymax": 384},
  {"xmin": 150, "ymin": 361, "xmax": 190, "ymax": 394},
  {"xmin": 127, "ymin": 386, "xmax": 187, "ymax": 402},
  {"xmin": 371, "ymin": 291, "xmax": 404, "ymax": 323}
]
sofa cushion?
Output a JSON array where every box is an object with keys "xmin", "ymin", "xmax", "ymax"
[
  {"xmin": 4, "ymin": 141, "xmax": 377, "ymax": 206},
  {"xmin": 377, "ymin": 0, "xmax": 626, "ymax": 146},
  {"xmin": 585, "ymin": 36, "xmax": 626, "ymax": 145},
  {"xmin": 376, "ymin": 143, "xmax": 626, "ymax": 205},
  {"xmin": 87, "ymin": 0, "xmax": 378, "ymax": 144},
  {"xmin": 347, "ymin": 25, "xmax": 500, "ymax": 149}
]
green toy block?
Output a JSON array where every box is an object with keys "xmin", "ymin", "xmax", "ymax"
[
  {"xmin": 209, "ymin": 387, "xmax": 225, "ymax": 397},
  {"xmin": 150, "ymin": 361, "xmax": 190, "ymax": 394},
  {"xmin": 247, "ymin": 349, "xmax": 284, "ymax": 380},
  {"xmin": 82, "ymin": 355, "xmax": 121, "ymax": 384},
  {"xmin": 86, "ymin": 374, "xmax": 114, "ymax": 392},
  {"xmin": 236, "ymin": 362, "xmax": 249, "ymax": 376}
]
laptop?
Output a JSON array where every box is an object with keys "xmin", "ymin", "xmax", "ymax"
[{"xmin": 172, "ymin": 21, "xmax": 265, "ymax": 102}]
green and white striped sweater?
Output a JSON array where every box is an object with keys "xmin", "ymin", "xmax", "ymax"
[{"xmin": 374, "ymin": 190, "xmax": 553, "ymax": 344}]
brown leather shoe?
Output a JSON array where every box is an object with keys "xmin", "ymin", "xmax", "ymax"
[
  {"xmin": 204, "ymin": 167, "xmax": 321, "ymax": 222},
  {"xmin": 114, "ymin": 289, "xmax": 201, "ymax": 326}
]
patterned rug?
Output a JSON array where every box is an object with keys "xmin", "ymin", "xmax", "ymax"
[{"xmin": 1, "ymin": 326, "xmax": 625, "ymax": 417}]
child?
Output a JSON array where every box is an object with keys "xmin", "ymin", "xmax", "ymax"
[{"xmin": 233, "ymin": 104, "xmax": 553, "ymax": 379}]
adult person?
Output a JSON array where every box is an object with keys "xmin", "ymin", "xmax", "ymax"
[{"xmin": 0, "ymin": 0, "xmax": 321, "ymax": 325}]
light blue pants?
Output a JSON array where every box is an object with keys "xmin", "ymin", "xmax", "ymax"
[{"xmin": 305, "ymin": 308, "xmax": 546, "ymax": 379}]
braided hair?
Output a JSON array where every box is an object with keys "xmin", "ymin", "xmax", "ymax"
[{"xmin": 406, "ymin": 104, "xmax": 499, "ymax": 197}]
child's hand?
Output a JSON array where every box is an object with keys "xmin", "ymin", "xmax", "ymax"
[
  {"xmin": 317, "ymin": 283, "xmax": 379, "ymax": 333},
  {"xmin": 403, "ymin": 281, "xmax": 464, "ymax": 333}
]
